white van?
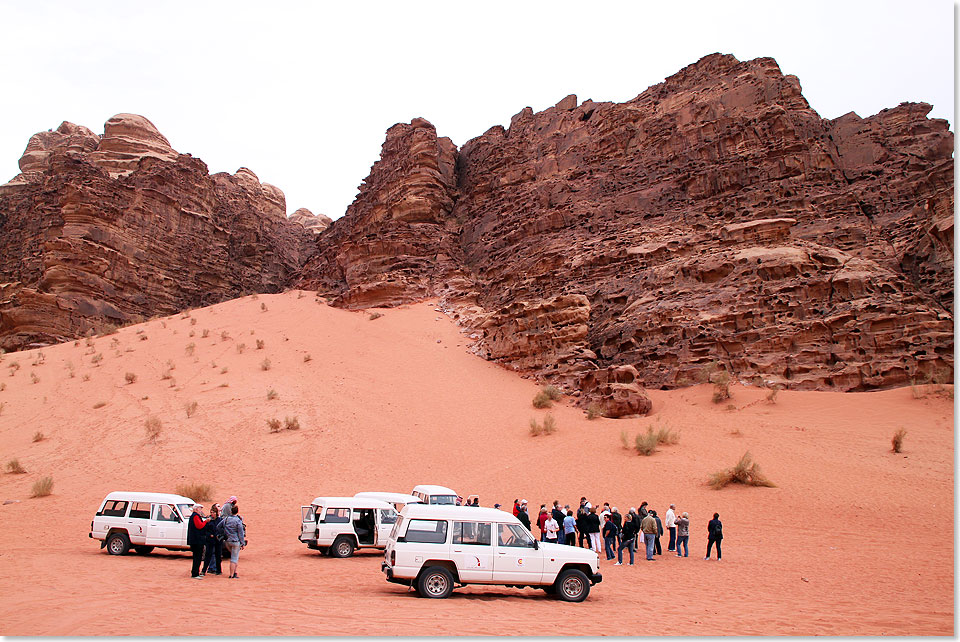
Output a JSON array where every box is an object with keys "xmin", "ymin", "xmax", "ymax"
[
  {"xmin": 299, "ymin": 496, "xmax": 398, "ymax": 558},
  {"xmin": 89, "ymin": 491, "xmax": 196, "ymax": 555},
  {"xmin": 410, "ymin": 485, "xmax": 459, "ymax": 505},
  {"xmin": 382, "ymin": 505, "xmax": 602, "ymax": 601},
  {"xmin": 354, "ymin": 492, "xmax": 423, "ymax": 512}
]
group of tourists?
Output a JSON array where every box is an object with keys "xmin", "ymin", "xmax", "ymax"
[
  {"xmin": 506, "ymin": 497, "xmax": 723, "ymax": 564},
  {"xmin": 186, "ymin": 495, "xmax": 247, "ymax": 579}
]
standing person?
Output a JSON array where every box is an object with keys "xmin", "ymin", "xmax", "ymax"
[
  {"xmin": 563, "ymin": 510, "xmax": 577, "ymax": 546},
  {"xmin": 187, "ymin": 504, "xmax": 208, "ymax": 579},
  {"xmin": 705, "ymin": 512, "xmax": 723, "ymax": 561},
  {"xmin": 640, "ymin": 510, "xmax": 658, "ymax": 561},
  {"xmin": 551, "ymin": 501, "xmax": 565, "ymax": 537},
  {"xmin": 610, "ymin": 507, "xmax": 623, "ymax": 550},
  {"xmin": 602, "ymin": 514, "xmax": 618, "ymax": 561},
  {"xmin": 576, "ymin": 501, "xmax": 590, "ymax": 548},
  {"xmin": 512, "ymin": 499, "xmax": 520, "ymax": 517},
  {"xmin": 638, "ymin": 501, "xmax": 649, "ymax": 520},
  {"xmin": 223, "ymin": 503, "xmax": 247, "ymax": 578},
  {"xmin": 586, "ymin": 506, "xmax": 602, "ymax": 554},
  {"xmin": 616, "ymin": 509, "xmax": 638, "ymax": 565},
  {"xmin": 221, "ymin": 495, "xmax": 238, "ymax": 521},
  {"xmin": 652, "ymin": 510, "xmax": 664, "ymax": 555},
  {"xmin": 675, "ymin": 511, "xmax": 690, "ymax": 557},
  {"xmin": 544, "ymin": 511, "xmax": 559, "ymax": 543},
  {"xmin": 537, "ymin": 505, "xmax": 549, "ymax": 541},
  {"xmin": 665, "ymin": 504, "xmax": 677, "ymax": 552},
  {"xmin": 600, "ymin": 502, "xmax": 611, "ymax": 522},
  {"xmin": 516, "ymin": 500, "xmax": 531, "ymax": 531},
  {"xmin": 201, "ymin": 503, "xmax": 223, "ymax": 576}
]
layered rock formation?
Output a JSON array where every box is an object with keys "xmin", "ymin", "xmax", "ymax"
[
  {"xmin": 300, "ymin": 54, "xmax": 953, "ymax": 408},
  {"xmin": 0, "ymin": 114, "xmax": 316, "ymax": 350}
]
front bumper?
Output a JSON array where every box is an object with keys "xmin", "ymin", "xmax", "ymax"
[{"xmin": 590, "ymin": 572, "xmax": 603, "ymax": 585}]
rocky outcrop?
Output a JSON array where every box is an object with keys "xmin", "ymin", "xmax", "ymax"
[
  {"xmin": 0, "ymin": 115, "xmax": 315, "ymax": 350},
  {"xmin": 578, "ymin": 365, "xmax": 652, "ymax": 418},
  {"xmin": 301, "ymin": 53, "xmax": 953, "ymax": 402},
  {"xmin": 289, "ymin": 208, "xmax": 332, "ymax": 234}
]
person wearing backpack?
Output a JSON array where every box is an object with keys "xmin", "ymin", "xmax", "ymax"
[
  {"xmin": 223, "ymin": 503, "xmax": 247, "ymax": 578},
  {"xmin": 705, "ymin": 512, "xmax": 723, "ymax": 560},
  {"xmin": 201, "ymin": 503, "xmax": 223, "ymax": 576}
]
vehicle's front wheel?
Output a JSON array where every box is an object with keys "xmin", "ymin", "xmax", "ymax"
[
  {"xmin": 331, "ymin": 536, "xmax": 355, "ymax": 558},
  {"xmin": 106, "ymin": 532, "xmax": 130, "ymax": 556},
  {"xmin": 417, "ymin": 566, "xmax": 454, "ymax": 599},
  {"xmin": 133, "ymin": 545, "xmax": 154, "ymax": 555},
  {"xmin": 555, "ymin": 569, "xmax": 590, "ymax": 602}
]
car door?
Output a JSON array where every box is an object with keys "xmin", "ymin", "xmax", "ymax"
[
  {"xmin": 451, "ymin": 521, "xmax": 494, "ymax": 582},
  {"xmin": 301, "ymin": 505, "xmax": 317, "ymax": 542},
  {"xmin": 377, "ymin": 508, "xmax": 398, "ymax": 546},
  {"xmin": 493, "ymin": 523, "xmax": 543, "ymax": 583},
  {"xmin": 147, "ymin": 503, "xmax": 182, "ymax": 546},
  {"xmin": 126, "ymin": 501, "xmax": 151, "ymax": 545}
]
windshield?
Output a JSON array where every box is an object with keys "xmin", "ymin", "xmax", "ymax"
[{"xmin": 429, "ymin": 495, "xmax": 458, "ymax": 505}]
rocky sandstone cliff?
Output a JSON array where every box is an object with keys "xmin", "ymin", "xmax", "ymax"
[
  {"xmin": 299, "ymin": 54, "xmax": 953, "ymax": 411},
  {"xmin": 0, "ymin": 114, "xmax": 316, "ymax": 350}
]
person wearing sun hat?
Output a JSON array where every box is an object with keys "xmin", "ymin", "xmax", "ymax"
[
  {"xmin": 187, "ymin": 504, "xmax": 209, "ymax": 579},
  {"xmin": 221, "ymin": 495, "xmax": 238, "ymax": 519}
]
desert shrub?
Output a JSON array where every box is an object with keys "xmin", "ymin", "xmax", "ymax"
[
  {"xmin": 145, "ymin": 416, "xmax": 162, "ymax": 442},
  {"xmin": 285, "ymin": 416, "xmax": 301, "ymax": 431},
  {"xmin": 32, "ymin": 431, "xmax": 44, "ymax": 442},
  {"xmin": 220, "ymin": 367, "xmax": 228, "ymax": 374},
  {"xmin": 529, "ymin": 414, "xmax": 556, "ymax": 436},
  {"xmin": 6, "ymin": 458, "xmax": 26, "ymax": 474},
  {"xmin": 765, "ymin": 386, "xmax": 780, "ymax": 404},
  {"xmin": 8, "ymin": 361, "xmax": 20, "ymax": 374},
  {"xmin": 267, "ymin": 389, "xmax": 278, "ymax": 400},
  {"xmin": 185, "ymin": 401, "xmax": 198, "ymax": 418},
  {"xmin": 297, "ymin": 291, "xmax": 305, "ymax": 299},
  {"xmin": 81, "ymin": 374, "xmax": 90, "ymax": 382},
  {"xmin": 66, "ymin": 362, "xmax": 76, "ymax": 378},
  {"xmin": 267, "ymin": 418, "xmax": 282, "ymax": 433},
  {"xmin": 891, "ymin": 428, "xmax": 906, "ymax": 453},
  {"xmin": 124, "ymin": 372, "xmax": 137, "ymax": 384},
  {"xmin": 31, "ymin": 476, "xmax": 53, "ymax": 497},
  {"xmin": 220, "ymin": 331, "xmax": 230, "ymax": 342},
  {"xmin": 303, "ymin": 353, "xmax": 312, "ymax": 363},
  {"xmin": 189, "ymin": 317, "xmax": 197, "ymax": 326},
  {"xmin": 139, "ymin": 334, "xmax": 148, "ymax": 341},
  {"xmin": 236, "ymin": 343, "xmax": 246, "ymax": 354},
  {"xmin": 185, "ymin": 343, "xmax": 196, "ymax": 356},
  {"xmin": 202, "ymin": 329, "xmax": 209, "ymax": 338},
  {"xmin": 653, "ymin": 423, "xmax": 680, "ymax": 445},
  {"xmin": 161, "ymin": 367, "xmax": 173, "ymax": 380},
  {"xmin": 532, "ymin": 390, "xmax": 553, "ymax": 409},
  {"xmin": 368, "ymin": 312, "xmax": 383, "ymax": 321},
  {"xmin": 176, "ymin": 482, "xmax": 212, "ymax": 502},
  {"xmin": 634, "ymin": 429, "xmax": 659, "ymax": 456},
  {"xmin": 708, "ymin": 451, "xmax": 776, "ymax": 489},
  {"xmin": 0, "ymin": 402, "xmax": 4, "ymax": 415},
  {"xmin": 261, "ymin": 302, "xmax": 267, "ymax": 312},
  {"xmin": 542, "ymin": 385, "xmax": 562, "ymax": 401},
  {"xmin": 30, "ymin": 372, "xmax": 39, "ymax": 384},
  {"xmin": 260, "ymin": 358, "xmax": 271, "ymax": 371},
  {"xmin": 620, "ymin": 430, "xmax": 629, "ymax": 449},
  {"xmin": 585, "ymin": 403, "xmax": 604, "ymax": 420},
  {"xmin": 218, "ymin": 382, "xmax": 229, "ymax": 388},
  {"xmin": 711, "ymin": 370, "xmax": 731, "ymax": 403},
  {"xmin": 256, "ymin": 339, "xmax": 265, "ymax": 350}
]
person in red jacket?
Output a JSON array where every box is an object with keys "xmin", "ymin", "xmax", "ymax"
[
  {"xmin": 186, "ymin": 505, "xmax": 208, "ymax": 579},
  {"xmin": 537, "ymin": 505, "xmax": 549, "ymax": 541},
  {"xmin": 512, "ymin": 499, "xmax": 520, "ymax": 517}
]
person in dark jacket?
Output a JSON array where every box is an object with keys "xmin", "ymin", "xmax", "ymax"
[
  {"xmin": 201, "ymin": 503, "xmax": 223, "ymax": 576},
  {"xmin": 610, "ymin": 507, "xmax": 623, "ymax": 549},
  {"xmin": 602, "ymin": 514, "xmax": 619, "ymax": 560},
  {"xmin": 551, "ymin": 501, "xmax": 566, "ymax": 538},
  {"xmin": 705, "ymin": 512, "xmax": 723, "ymax": 560},
  {"xmin": 652, "ymin": 510, "xmax": 664, "ymax": 555},
  {"xmin": 516, "ymin": 500, "xmax": 531, "ymax": 530},
  {"xmin": 576, "ymin": 501, "xmax": 589, "ymax": 548},
  {"xmin": 585, "ymin": 506, "xmax": 602, "ymax": 554},
  {"xmin": 186, "ymin": 504, "xmax": 208, "ymax": 579},
  {"xmin": 638, "ymin": 501, "xmax": 649, "ymax": 520},
  {"xmin": 616, "ymin": 509, "xmax": 638, "ymax": 565}
]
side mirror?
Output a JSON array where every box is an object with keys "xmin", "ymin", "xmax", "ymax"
[{"xmin": 533, "ymin": 539, "xmax": 539, "ymax": 550}]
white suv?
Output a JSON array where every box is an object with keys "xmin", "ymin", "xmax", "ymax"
[
  {"xmin": 89, "ymin": 491, "xmax": 196, "ymax": 555},
  {"xmin": 299, "ymin": 496, "xmax": 398, "ymax": 557},
  {"xmin": 382, "ymin": 505, "xmax": 602, "ymax": 601}
]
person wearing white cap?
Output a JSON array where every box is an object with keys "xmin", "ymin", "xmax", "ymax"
[{"xmin": 187, "ymin": 504, "xmax": 208, "ymax": 579}]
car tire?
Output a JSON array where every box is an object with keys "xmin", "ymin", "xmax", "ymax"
[
  {"xmin": 331, "ymin": 536, "xmax": 355, "ymax": 558},
  {"xmin": 106, "ymin": 532, "xmax": 130, "ymax": 556},
  {"xmin": 134, "ymin": 545, "xmax": 154, "ymax": 555},
  {"xmin": 555, "ymin": 569, "xmax": 590, "ymax": 602},
  {"xmin": 417, "ymin": 566, "xmax": 454, "ymax": 599}
]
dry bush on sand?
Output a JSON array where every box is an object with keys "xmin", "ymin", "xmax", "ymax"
[
  {"xmin": 176, "ymin": 482, "xmax": 212, "ymax": 502},
  {"xmin": 765, "ymin": 386, "xmax": 780, "ymax": 404},
  {"xmin": 529, "ymin": 414, "xmax": 557, "ymax": 436},
  {"xmin": 31, "ymin": 476, "xmax": 53, "ymax": 497},
  {"xmin": 6, "ymin": 458, "xmax": 26, "ymax": 474},
  {"xmin": 267, "ymin": 389, "xmax": 278, "ymax": 400},
  {"xmin": 145, "ymin": 416, "xmax": 162, "ymax": 442},
  {"xmin": 708, "ymin": 451, "xmax": 776, "ymax": 489},
  {"xmin": 634, "ymin": 429, "xmax": 659, "ymax": 456},
  {"xmin": 586, "ymin": 403, "xmax": 604, "ymax": 420},
  {"xmin": 267, "ymin": 418, "xmax": 282, "ymax": 433},
  {"xmin": 185, "ymin": 401, "xmax": 198, "ymax": 418},
  {"xmin": 303, "ymin": 354, "xmax": 312, "ymax": 363},
  {"xmin": 368, "ymin": 312, "xmax": 383, "ymax": 321},
  {"xmin": 285, "ymin": 416, "xmax": 301, "ymax": 431},
  {"xmin": 32, "ymin": 431, "xmax": 44, "ymax": 442},
  {"xmin": 260, "ymin": 359, "xmax": 271, "ymax": 371},
  {"xmin": 256, "ymin": 339, "xmax": 265, "ymax": 350},
  {"xmin": 532, "ymin": 390, "xmax": 552, "ymax": 409},
  {"xmin": 891, "ymin": 428, "xmax": 907, "ymax": 453},
  {"xmin": 124, "ymin": 372, "xmax": 137, "ymax": 384}
]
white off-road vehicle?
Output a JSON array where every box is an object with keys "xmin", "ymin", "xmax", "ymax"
[
  {"xmin": 410, "ymin": 484, "xmax": 459, "ymax": 505},
  {"xmin": 353, "ymin": 492, "xmax": 423, "ymax": 512},
  {"xmin": 89, "ymin": 491, "xmax": 196, "ymax": 555},
  {"xmin": 382, "ymin": 504, "xmax": 602, "ymax": 601},
  {"xmin": 299, "ymin": 496, "xmax": 398, "ymax": 558}
]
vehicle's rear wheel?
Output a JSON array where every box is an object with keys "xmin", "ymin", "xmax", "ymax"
[
  {"xmin": 555, "ymin": 569, "xmax": 590, "ymax": 602},
  {"xmin": 331, "ymin": 536, "xmax": 355, "ymax": 558},
  {"xmin": 134, "ymin": 545, "xmax": 154, "ymax": 555},
  {"xmin": 106, "ymin": 532, "xmax": 130, "ymax": 556},
  {"xmin": 417, "ymin": 566, "xmax": 454, "ymax": 599}
]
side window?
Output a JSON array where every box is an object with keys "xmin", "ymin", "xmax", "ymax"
[
  {"xmin": 302, "ymin": 506, "xmax": 316, "ymax": 523},
  {"xmin": 324, "ymin": 508, "xmax": 350, "ymax": 524},
  {"xmin": 403, "ymin": 519, "xmax": 448, "ymax": 544},
  {"xmin": 498, "ymin": 523, "xmax": 535, "ymax": 548},
  {"xmin": 379, "ymin": 508, "xmax": 398, "ymax": 525},
  {"xmin": 153, "ymin": 504, "xmax": 178, "ymax": 522},
  {"xmin": 453, "ymin": 521, "xmax": 491, "ymax": 546},
  {"xmin": 129, "ymin": 502, "xmax": 151, "ymax": 520},
  {"xmin": 98, "ymin": 500, "xmax": 129, "ymax": 517}
]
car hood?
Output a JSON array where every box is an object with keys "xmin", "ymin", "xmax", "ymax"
[{"xmin": 538, "ymin": 541, "xmax": 599, "ymax": 564}]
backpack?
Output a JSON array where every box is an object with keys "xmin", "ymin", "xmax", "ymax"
[{"xmin": 215, "ymin": 517, "xmax": 227, "ymax": 541}]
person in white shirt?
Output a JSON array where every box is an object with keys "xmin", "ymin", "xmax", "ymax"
[
  {"xmin": 544, "ymin": 514, "xmax": 559, "ymax": 543},
  {"xmin": 665, "ymin": 504, "xmax": 677, "ymax": 552}
]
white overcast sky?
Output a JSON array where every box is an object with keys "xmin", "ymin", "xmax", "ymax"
[{"xmin": 0, "ymin": 1, "xmax": 954, "ymax": 220}]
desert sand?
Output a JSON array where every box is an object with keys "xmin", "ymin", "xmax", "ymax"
[{"xmin": 0, "ymin": 291, "xmax": 952, "ymax": 636}]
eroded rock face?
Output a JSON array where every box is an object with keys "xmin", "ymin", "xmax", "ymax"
[
  {"xmin": 578, "ymin": 365, "xmax": 652, "ymax": 418},
  {"xmin": 0, "ymin": 115, "xmax": 315, "ymax": 350},
  {"xmin": 301, "ymin": 53, "xmax": 953, "ymax": 401}
]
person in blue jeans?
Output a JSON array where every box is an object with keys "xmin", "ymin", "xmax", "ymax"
[
  {"xmin": 675, "ymin": 511, "xmax": 689, "ymax": 557},
  {"xmin": 602, "ymin": 514, "xmax": 618, "ymax": 560},
  {"xmin": 640, "ymin": 511, "xmax": 658, "ymax": 560},
  {"xmin": 616, "ymin": 509, "xmax": 638, "ymax": 565}
]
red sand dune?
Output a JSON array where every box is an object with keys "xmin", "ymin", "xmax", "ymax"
[{"xmin": 0, "ymin": 292, "xmax": 952, "ymax": 635}]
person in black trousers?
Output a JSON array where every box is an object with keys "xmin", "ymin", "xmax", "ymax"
[
  {"xmin": 576, "ymin": 502, "xmax": 590, "ymax": 548},
  {"xmin": 705, "ymin": 512, "xmax": 723, "ymax": 560},
  {"xmin": 201, "ymin": 503, "xmax": 223, "ymax": 576},
  {"xmin": 516, "ymin": 501, "xmax": 531, "ymax": 530},
  {"xmin": 616, "ymin": 510, "xmax": 638, "ymax": 565},
  {"xmin": 187, "ymin": 504, "xmax": 209, "ymax": 579},
  {"xmin": 651, "ymin": 510, "xmax": 664, "ymax": 555}
]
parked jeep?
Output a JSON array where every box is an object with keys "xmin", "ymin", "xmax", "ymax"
[
  {"xmin": 382, "ymin": 504, "xmax": 602, "ymax": 601},
  {"xmin": 299, "ymin": 496, "xmax": 398, "ymax": 558},
  {"xmin": 353, "ymin": 491, "xmax": 422, "ymax": 513},
  {"xmin": 89, "ymin": 491, "xmax": 196, "ymax": 555},
  {"xmin": 410, "ymin": 484, "xmax": 459, "ymax": 505}
]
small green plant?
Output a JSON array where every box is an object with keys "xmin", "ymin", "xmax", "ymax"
[
  {"xmin": 285, "ymin": 416, "xmax": 301, "ymax": 431},
  {"xmin": 267, "ymin": 418, "xmax": 282, "ymax": 433},
  {"xmin": 634, "ymin": 429, "xmax": 659, "ymax": 456},
  {"xmin": 81, "ymin": 374, "xmax": 90, "ymax": 382},
  {"xmin": 176, "ymin": 482, "xmax": 212, "ymax": 502},
  {"xmin": 891, "ymin": 428, "xmax": 906, "ymax": 453},
  {"xmin": 31, "ymin": 476, "xmax": 53, "ymax": 497},
  {"xmin": 32, "ymin": 431, "xmax": 44, "ymax": 442},
  {"xmin": 124, "ymin": 372, "xmax": 137, "ymax": 384},
  {"xmin": 260, "ymin": 358, "xmax": 271, "ymax": 371},
  {"xmin": 652, "ymin": 423, "xmax": 680, "ymax": 445},
  {"xmin": 256, "ymin": 339, "xmax": 265, "ymax": 350},
  {"xmin": 190, "ymin": 317, "xmax": 197, "ymax": 326},
  {"xmin": 220, "ymin": 367, "xmax": 228, "ymax": 374},
  {"xmin": 185, "ymin": 401, "xmax": 198, "ymax": 418},
  {"xmin": 708, "ymin": 451, "xmax": 776, "ymax": 489},
  {"xmin": 6, "ymin": 458, "xmax": 26, "ymax": 474},
  {"xmin": 267, "ymin": 389, "xmax": 278, "ymax": 400},
  {"xmin": 145, "ymin": 416, "xmax": 162, "ymax": 442}
]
